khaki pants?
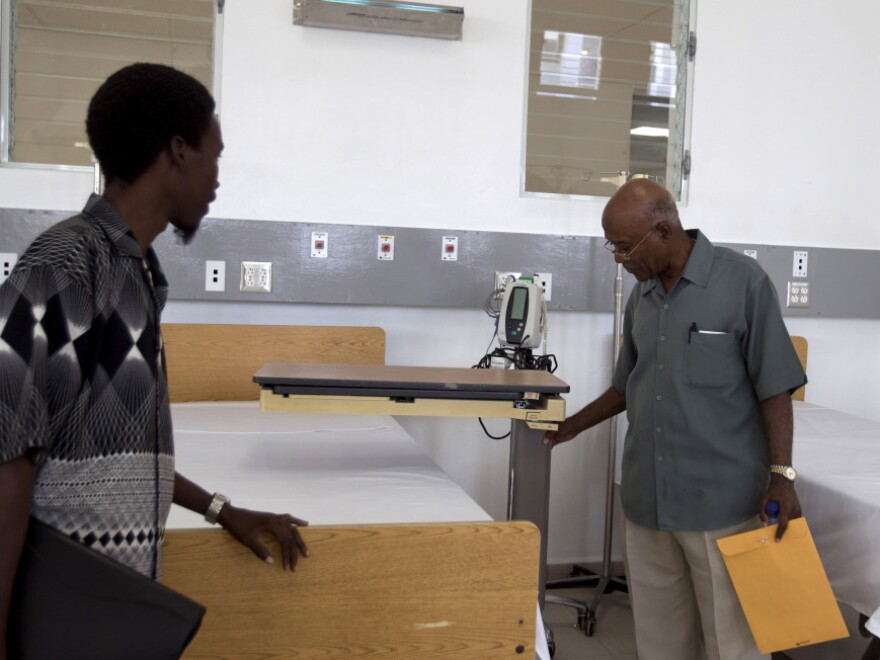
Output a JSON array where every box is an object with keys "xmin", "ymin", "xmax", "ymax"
[{"xmin": 621, "ymin": 515, "xmax": 769, "ymax": 660}]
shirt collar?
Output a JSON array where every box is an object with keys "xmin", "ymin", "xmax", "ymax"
[
  {"xmin": 82, "ymin": 193, "xmax": 145, "ymax": 260},
  {"xmin": 640, "ymin": 229, "xmax": 713, "ymax": 295}
]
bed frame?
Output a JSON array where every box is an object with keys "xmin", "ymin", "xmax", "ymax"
[{"xmin": 159, "ymin": 324, "xmax": 540, "ymax": 658}]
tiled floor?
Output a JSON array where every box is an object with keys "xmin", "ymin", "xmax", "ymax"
[{"xmin": 542, "ymin": 585, "xmax": 637, "ymax": 660}]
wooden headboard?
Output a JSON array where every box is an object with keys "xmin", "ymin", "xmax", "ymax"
[
  {"xmin": 791, "ymin": 335, "xmax": 808, "ymax": 402},
  {"xmin": 163, "ymin": 522, "xmax": 540, "ymax": 658},
  {"xmin": 162, "ymin": 324, "xmax": 385, "ymax": 402}
]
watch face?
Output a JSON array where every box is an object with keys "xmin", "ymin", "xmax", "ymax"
[{"xmin": 784, "ymin": 467, "xmax": 797, "ymax": 480}]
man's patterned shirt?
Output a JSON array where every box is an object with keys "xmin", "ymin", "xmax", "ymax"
[{"xmin": 0, "ymin": 194, "xmax": 175, "ymax": 578}]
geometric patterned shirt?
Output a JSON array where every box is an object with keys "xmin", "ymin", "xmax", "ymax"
[{"xmin": 0, "ymin": 194, "xmax": 175, "ymax": 578}]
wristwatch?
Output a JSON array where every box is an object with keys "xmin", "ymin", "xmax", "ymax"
[
  {"xmin": 770, "ymin": 465, "xmax": 797, "ymax": 482},
  {"xmin": 204, "ymin": 492, "xmax": 230, "ymax": 524}
]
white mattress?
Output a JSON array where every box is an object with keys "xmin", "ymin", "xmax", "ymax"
[
  {"xmin": 794, "ymin": 401, "xmax": 880, "ymax": 636},
  {"xmin": 167, "ymin": 401, "xmax": 491, "ymax": 529}
]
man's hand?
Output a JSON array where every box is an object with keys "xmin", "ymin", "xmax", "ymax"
[
  {"xmin": 218, "ymin": 505, "xmax": 309, "ymax": 571},
  {"xmin": 760, "ymin": 477, "xmax": 802, "ymax": 541},
  {"xmin": 543, "ymin": 418, "xmax": 579, "ymax": 447}
]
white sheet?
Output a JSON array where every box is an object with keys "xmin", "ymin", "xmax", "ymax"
[
  {"xmin": 167, "ymin": 401, "xmax": 491, "ymax": 529},
  {"xmin": 167, "ymin": 401, "xmax": 551, "ymax": 660},
  {"xmin": 794, "ymin": 401, "xmax": 880, "ymax": 636}
]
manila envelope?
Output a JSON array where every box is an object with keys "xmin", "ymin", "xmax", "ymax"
[{"xmin": 716, "ymin": 517, "xmax": 848, "ymax": 654}]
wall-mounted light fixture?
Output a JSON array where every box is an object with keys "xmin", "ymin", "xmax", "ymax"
[{"xmin": 293, "ymin": 0, "xmax": 464, "ymax": 40}]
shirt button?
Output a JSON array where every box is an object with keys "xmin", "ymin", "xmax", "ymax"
[
  {"xmin": 660, "ymin": 335, "xmax": 666, "ymax": 341},
  {"xmin": 658, "ymin": 363, "xmax": 664, "ymax": 370},
  {"xmin": 656, "ymin": 426, "xmax": 662, "ymax": 433},
  {"xmin": 657, "ymin": 456, "xmax": 664, "ymax": 462},
  {"xmin": 656, "ymin": 395, "xmax": 662, "ymax": 401},
  {"xmin": 663, "ymin": 304, "xmax": 669, "ymax": 310}
]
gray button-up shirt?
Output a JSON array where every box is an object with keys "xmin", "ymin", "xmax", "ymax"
[{"xmin": 612, "ymin": 230, "xmax": 806, "ymax": 531}]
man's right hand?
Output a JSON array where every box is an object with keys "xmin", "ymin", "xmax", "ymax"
[{"xmin": 543, "ymin": 419, "xmax": 578, "ymax": 447}]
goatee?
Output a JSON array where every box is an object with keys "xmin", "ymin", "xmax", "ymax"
[{"xmin": 174, "ymin": 227, "xmax": 197, "ymax": 246}]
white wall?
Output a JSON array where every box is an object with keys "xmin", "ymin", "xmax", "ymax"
[{"xmin": 2, "ymin": 0, "xmax": 879, "ymax": 566}]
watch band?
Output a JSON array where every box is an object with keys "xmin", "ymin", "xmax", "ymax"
[
  {"xmin": 769, "ymin": 465, "xmax": 797, "ymax": 481},
  {"xmin": 204, "ymin": 492, "xmax": 230, "ymax": 524}
]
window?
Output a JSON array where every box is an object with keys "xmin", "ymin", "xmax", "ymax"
[
  {"xmin": 523, "ymin": 0, "xmax": 694, "ymax": 200},
  {"xmin": 1, "ymin": 0, "xmax": 220, "ymax": 168}
]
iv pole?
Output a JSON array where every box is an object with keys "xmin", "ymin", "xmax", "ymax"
[{"xmin": 545, "ymin": 179, "xmax": 643, "ymax": 637}]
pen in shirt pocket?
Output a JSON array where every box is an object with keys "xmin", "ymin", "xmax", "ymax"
[{"xmin": 688, "ymin": 322, "xmax": 727, "ymax": 343}]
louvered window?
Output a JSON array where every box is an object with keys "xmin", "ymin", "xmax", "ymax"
[
  {"xmin": 1, "ymin": 0, "xmax": 217, "ymax": 167},
  {"xmin": 524, "ymin": 0, "xmax": 694, "ymax": 200}
]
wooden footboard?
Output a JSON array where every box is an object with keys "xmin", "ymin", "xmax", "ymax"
[{"xmin": 162, "ymin": 521, "xmax": 540, "ymax": 659}]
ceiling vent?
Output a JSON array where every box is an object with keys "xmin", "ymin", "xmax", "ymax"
[{"xmin": 293, "ymin": 0, "xmax": 464, "ymax": 40}]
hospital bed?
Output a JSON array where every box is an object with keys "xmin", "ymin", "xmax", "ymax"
[
  {"xmin": 792, "ymin": 400, "xmax": 880, "ymax": 658},
  {"xmin": 158, "ymin": 324, "xmax": 542, "ymax": 658},
  {"xmin": 784, "ymin": 337, "xmax": 880, "ymax": 659}
]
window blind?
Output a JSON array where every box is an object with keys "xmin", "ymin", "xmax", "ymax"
[{"xmin": 9, "ymin": 0, "xmax": 214, "ymax": 166}]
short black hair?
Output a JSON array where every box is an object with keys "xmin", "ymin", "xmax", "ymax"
[{"xmin": 86, "ymin": 63, "xmax": 215, "ymax": 184}]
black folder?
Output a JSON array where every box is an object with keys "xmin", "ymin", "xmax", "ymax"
[{"xmin": 9, "ymin": 518, "xmax": 205, "ymax": 660}]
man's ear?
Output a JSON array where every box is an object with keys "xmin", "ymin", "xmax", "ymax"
[
  {"xmin": 654, "ymin": 220, "xmax": 673, "ymax": 241},
  {"xmin": 169, "ymin": 135, "xmax": 188, "ymax": 166}
]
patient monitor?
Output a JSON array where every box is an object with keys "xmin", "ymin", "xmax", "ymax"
[{"xmin": 499, "ymin": 278, "xmax": 545, "ymax": 349}]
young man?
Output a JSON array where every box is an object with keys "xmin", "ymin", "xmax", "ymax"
[
  {"xmin": 544, "ymin": 179, "xmax": 806, "ymax": 660},
  {"xmin": 0, "ymin": 64, "xmax": 309, "ymax": 655}
]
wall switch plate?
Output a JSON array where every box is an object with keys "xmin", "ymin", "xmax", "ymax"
[
  {"xmin": 0, "ymin": 253, "xmax": 17, "ymax": 284},
  {"xmin": 793, "ymin": 250, "xmax": 808, "ymax": 278},
  {"xmin": 377, "ymin": 235, "xmax": 395, "ymax": 261},
  {"xmin": 311, "ymin": 232, "xmax": 328, "ymax": 258},
  {"xmin": 441, "ymin": 236, "xmax": 458, "ymax": 261},
  {"xmin": 205, "ymin": 260, "xmax": 226, "ymax": 292},
  {"xmin": 787, "ymin": 281, "xmax": 810, "ymax": 308},
  {"xmin": 241, "ymin": 261, "xmax": 272, "ymax": 293}
]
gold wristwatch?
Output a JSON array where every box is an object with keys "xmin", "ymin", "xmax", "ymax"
[{"xmin": 770, "ymin": 465, "xmax": 797, "ymax": 482}]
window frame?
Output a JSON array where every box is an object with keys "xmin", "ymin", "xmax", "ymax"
[
  {"xmin": 0, "ymin": 0, "xmax": 224, "ymax": 171},
  {"xmin": 520, "ymin": 0, "xmax": 698, "ymax": 204}
]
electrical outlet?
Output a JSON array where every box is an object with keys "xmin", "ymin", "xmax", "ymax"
[
  {"xmin": 494, "ymin": 271, "xmax": 521, "ymax": 291},
  {"xmin": 534, "ymin": 272, "xmax": 553, "ymax": 302},
  {"xmin": 0, "ymin": 252, "xmax": 17, "ymax": 284},
  {"xmin": 786, "ymin": 281, "xmax": 810, "ymax": 308},
  {"xmin": 240, "ymin": 261, "xmax": 272, "ymax": 293},
  {"xmin": 793, "ymin": 250, "xmax": 808, "ymax": 278},
  {"xmin": 205, "ymin": 260, "xmax": 226, "ymax": 292}
]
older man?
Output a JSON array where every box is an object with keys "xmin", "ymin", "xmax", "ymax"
[{"xmin": 544, "ymin": 179, "xmax": 806, "ymax": 660}]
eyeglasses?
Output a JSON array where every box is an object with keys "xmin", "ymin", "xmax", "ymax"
[{"xmin": 603, "ymin": 227, "xmax": 655, "ymax": 261}]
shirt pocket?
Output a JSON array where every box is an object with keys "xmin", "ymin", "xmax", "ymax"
[{"xmin": 684, "ymin": 332, "xmax": 742, "ymax": 388}]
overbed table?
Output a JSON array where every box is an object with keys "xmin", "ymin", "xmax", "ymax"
[{"xmin": 254, "ymin": 362, "xmax": 569, "ymax": 605}]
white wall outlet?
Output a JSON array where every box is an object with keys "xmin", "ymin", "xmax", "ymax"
[
  {"xmin": 0, "ymin": 252, "xmax": 18, "ymax": 284},
  {"xmin": 204, "ymin": 260, "xmax": 226, "ymax": 292},
  {"xmin": 377, "ymin": 235, "xmax": 395, "ymax": 261},
  {"xmin": 534, "ymin": 272, "xmax": 553, "ymax": 302},
  {"xmin": 793, "ymin": 250, "xmax": 808, "ymax": 278},
  {"xmin": 311, "ymin": 231, "xmax": 328, "ymax": 258},
  {"xmin": 494, "ymin": 271, "xmax": 521, "ymax": 291},
  {"xmin": 786, "ymin": 281, "xmax": 810, "ymax": 308},
  {"xmin": 441, "ymin": 236, "xmax": 458, "ymax": 261},
  {"xmin": 240, "ymin": 261, "xmax": 272, "ymax": 293}
]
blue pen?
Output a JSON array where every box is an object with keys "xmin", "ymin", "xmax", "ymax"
[{"xmin": 765, "ymin": 500, "xmax": 780, "ymax": 525}]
